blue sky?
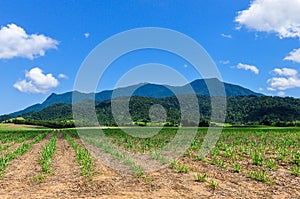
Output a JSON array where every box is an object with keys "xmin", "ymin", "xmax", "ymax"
[{"xmin": 0, "ymin": 0, "xmax": 300, "ymax": 114}]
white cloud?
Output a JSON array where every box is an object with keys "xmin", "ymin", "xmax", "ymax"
[
  {"xmin": 235, "ymin": 0, "xmax": 300, "ymax": 39},
  {"xmin": 267, "ymin": 87, "xmax": 276, "ymax": 91},
  {"xmin": 84, "ymin": 32, "xmax": 90, "ymax": 38},
  {"xmin": 0, "ymin": 24, "xmax": 58, "ymax": 60},
  {"xmin": 277, "ymin": 91, "xmax": 285, "ymax": 96},
  {"xmin": 220, "ymin": 33, "xmax": 232, "ymax": 39},
  {"xmin": 284, "ymin": 48, "xmax": 300, "ymax": 63},
  {"xmin": 237, "ymin": 63, "xmax": 259, "ymax": 74},
  {"xmin": 258, "ymin": 87, "xmax": 264, "ymax": 91},
  {"xmin": 58, "ymin": 73, "xmax": 68, "ymax": 79},
  {"xmin": 220, "ymin": 60, "xmax": 230, "ymax": 65},
  {"xmin": 267, "ymin": 68, "xmax": 300, "ymax": 91},
  {"xmin": 267, "ymin": 76, "xmax": 300, "ymax": 90},
  {"xmin": 14, "ymin": 67, "xmax": 59, "ymax": 94},
  {"xmin": 183, "ymin": 64, "xmax": 188, "ymax": 68},
  {"xmin": 272, "ymin": 67, "xmax": 298, "ymax": 77}
]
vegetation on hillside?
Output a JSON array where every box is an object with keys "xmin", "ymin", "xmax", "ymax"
[{"xmin": 3, "ymin": 95, "xmax": 300, "ymax": 127}]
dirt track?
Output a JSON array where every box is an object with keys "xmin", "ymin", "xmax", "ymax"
[{"xmin": 0, "ymin": 132, "xmax": 299, "ymax": 198}]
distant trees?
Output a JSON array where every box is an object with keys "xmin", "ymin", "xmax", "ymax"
[{"xmin": 4, "ymin": 95, "xmax": 300, "ymax": 127}]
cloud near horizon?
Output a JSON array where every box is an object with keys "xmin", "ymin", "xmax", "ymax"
[
  {"xmin": 237, "ymin": 63, "xmax": 259, "ymax": 74},
  {"xmin": 14, "ymin": 67, "xmax": 59, "ymax": 94},
  {"xmin": 267, "ymin": 68, "xmax": 300, "ymax": 91},
  {"xmin": 0, "ymin": 24, "xmax": 58, "ymax": 60}
]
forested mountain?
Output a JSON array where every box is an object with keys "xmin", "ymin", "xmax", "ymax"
[
  {"xmin": 1, "ymin": 78, "xmax": 262, "ymax": 120},
  {"xmin": 18, "ymin": 95, "xmax": 300, "ymax": 127}
]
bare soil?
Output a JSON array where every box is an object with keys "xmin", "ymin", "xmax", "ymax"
[
  {"xmin": 0, "ymin": 123, "xmax": 46, "ymax": 130},
  {"xmin": 0, "ymin": 132, "xmax": 299, "ymax": 198},
  {"xmin": 0, "ymin": 132, "xmax": 53, "ymax": 198}
]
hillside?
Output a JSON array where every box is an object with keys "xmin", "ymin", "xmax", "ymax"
[
  {"xmin": 18, "ymin": 95, "xmax": 300, "ymax": 127},
  {"xmin": 1, "ymin": 78, "xmax": 262, "ymax": 121}
]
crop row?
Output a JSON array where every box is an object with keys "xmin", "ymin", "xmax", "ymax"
[
  {"xmin": 0, "ymin": 130, "xmax": 48, "ymax": 143},
  {"xmin": 78, "ymin": 129, "xmax": 144, "ymax": 176},
  {"xmin": 61, "ymin": 131, "xmax": 94, "ymax": 176},
  {"xmin": 39, "ymin": 132, "xmax": 57, "ymax": 173},
  {"xmin": 0, "ymin": 131, "xmax": 49, "ymax": 177},
  {"xmin": 75, "ymin": 127, "xmax": 299, "ymax": 182}
]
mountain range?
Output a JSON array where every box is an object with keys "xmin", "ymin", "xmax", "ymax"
[{"xmin": 4, "ymin": 78, "xmax": 262, "ymax": 119}]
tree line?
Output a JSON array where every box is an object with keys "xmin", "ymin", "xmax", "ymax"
[{"xmin": 3, "ymin": 95, "xmax": 300, "ymax": 128}]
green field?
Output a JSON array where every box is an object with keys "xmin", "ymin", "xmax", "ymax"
[
  {"xmin": 0, "ymin": 125, "xmax": 299, "ymax": 198},
  {"xmin": 69, "ymin": 127, "xmax": 300, "ymax": 180}
]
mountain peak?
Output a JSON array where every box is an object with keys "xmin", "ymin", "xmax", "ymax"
[{"xmin": 1, "ymin": 78, "xmax": 263, "ymax": 120}]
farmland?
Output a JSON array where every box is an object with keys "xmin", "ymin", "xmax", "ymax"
[{"xmin": 0, "ymin": 125, "xmax": 299, "ymax": 198}]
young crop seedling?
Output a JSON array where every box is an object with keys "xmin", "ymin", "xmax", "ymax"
[
  {"xmin": 248, "ymin": 170, "xmax": 273, "ymax": 184},
  {"xmin": 208, "ymin": 180, "xmax": 219, "ymax": 190},
  {"xmin": 170, "ymin": 161, "xmax": 189, "ymax": 173},
  {"xmin": 211, "ymin": 157, "xmax": 228, "ymax": 168},
  {"xmin": 39, "ymin": 132, "xmax": 57, "ymax": 173},
  {"xmin": 252, "ymin": 151, "xmax": 264, "ymax": 166},
  {"xmin": 233, "ymin": 163, "xmax": 241, "ymax": 173},
  {"xmin": 0, "ymin": 132, "xmax": 47, "ymax": 176},
  {"xmin": 78, "ymin": 129, "xmax": 145, "ymax": 177},
  {"xmin": 31, "ymin": 174, "xmax": 46, "ymax": 183},
  {"xmin": 291, "ymin": 165, "xmax": 300, "ymax": 176},
  {"xmin": 266, "ymin": 158, "xmax": 278, "ymax": 169},
  {"xmin": 194, "ymin": 172, "xmax": 208, "ymax": 182},
  {"xmin": 149, "ymin": 151, "xmax": 170, "ymax": 164},
  {"xmin": 62, "ymin": 131, "xmax": 94, "ymax": 176}
]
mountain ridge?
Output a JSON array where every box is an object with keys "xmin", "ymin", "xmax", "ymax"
[{"xmin": 3, "ymin": 78, "xmax": 263, "ymax": 119}]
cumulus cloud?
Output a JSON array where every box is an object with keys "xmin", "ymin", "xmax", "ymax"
[
  {"xmin": 235, "ymin": 0, "xmax": 300, "ymax": 38},
  {"xmin": 0, "ymin": 24, "xmax": 58, "ymax": 59},
  {"xmin": 284, "ymin": 48, "xmax": 300, "ymax": 63},
  {"xmin": 84, "ymin": 32, "xmax": 90, "ymax": 38},
  {"xmin": 237, "ymin": 63, "xmax": 259, "ymax": 74},
  {"xmin": 267, "ymin": 67, "xmax": 300, "ymax": 90},
  {"xmin": 14, "ymin": 67, "xmax": 59, "ymax": 94},
  {"xmin": 272, "ymin": 67, "xmax": 298, "ymax": 77},
  {"xmin": 58, "ymin": 73, "xmax": 68, "ymax": 79},
  {"xmin": 267, "ymin": 77, "xmax": 300, "ymax": 90},
  {"xmin": 220, "ymin": 33, "xmax": 232, "ymax": 39}
]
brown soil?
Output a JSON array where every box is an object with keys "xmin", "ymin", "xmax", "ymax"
[
  {"xmin": 0, "ymin": 123, "xmax": 46, "ymax": 130},
  {"xmin": 0, "ymin": 132, "xmax": 299, "ymax": 198},
  {"xmin": 0, "ymin": 139, "xmax": 34, "ymax": 157},
  {"xmin": 0, "ymin": 132, "xmax": 53, "ymax": 197}
]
